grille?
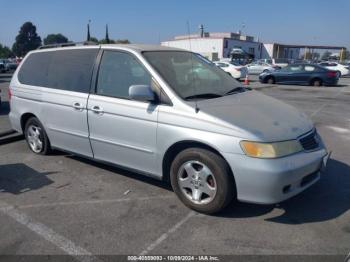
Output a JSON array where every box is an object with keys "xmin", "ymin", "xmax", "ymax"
[{"xmin": 299, "ymin": 131, "xmax": 319, "ymax": 151}]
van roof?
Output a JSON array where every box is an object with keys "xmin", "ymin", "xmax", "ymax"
[{"xmin": 33, "ymin": 43, "xmax": 184, "ymax": 54}]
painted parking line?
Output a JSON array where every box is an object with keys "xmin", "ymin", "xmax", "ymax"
[
  {"xmin": 16, "ymin": 195, "xmax": 175, "ymax": 210},
  {"xmin": 0, "ymin": 201, "xmax": 100, "ymax": 262},
  {"xmin": 139, "ymin": 211, "xmax": 196, "ymax": 255},
  {"xmin": 310, "ymin": 86, "xmax": 346, "ymax": 118}
]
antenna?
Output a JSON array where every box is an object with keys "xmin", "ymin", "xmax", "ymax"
[{"xmin": 186, "ymin": 21, "xmax": 199, "ymax": 113}]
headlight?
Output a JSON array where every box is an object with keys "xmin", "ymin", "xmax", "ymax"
[{"xmin": 240, "ymin": 140, "xmax": 303, "ymax": 158}]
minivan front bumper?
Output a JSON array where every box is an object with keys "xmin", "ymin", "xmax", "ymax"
[{"xmin": 223, "ymin": 147, "xmax": 329, "ymax": 204}]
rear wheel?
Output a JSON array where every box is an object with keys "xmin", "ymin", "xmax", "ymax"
[
  {"xmin": 311, "ymin": 78, "xmax": 322, "ymax": 87},
  {"xmin": 170, "ymin": 148, "xmax": 235, "ymax": 214},
  {"xmin": 24, "ymin": 117, "xmax": 51, "ymax": 155}
]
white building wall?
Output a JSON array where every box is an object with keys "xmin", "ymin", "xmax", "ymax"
[{"xmin": 161, "ymin": 38, "xmax": 224, "ymax": 61}]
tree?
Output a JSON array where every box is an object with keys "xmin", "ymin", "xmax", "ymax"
[
  {"xmin": 43, "ymin": 34, "xmax": 69, "ymax": 45},
  {"xmin": 0, "ymin": 44, "xmax": 13, "ymax": 58},
  {"xmin": 115, "ymin": 39, "xmax": 130, "ymax": 44},
  {"xmin": 312, "ymin": 52, "xmax": 320, "ymax": 60},
  {"xmin": 99, "ymin": 39, "xmax": 115, "ymax": 44},
  {"xmin": 12, "ymin": 22, "xmax": 42, "ymax": 57},
  {"xmin": 322, "ymin": 51, "xmax": 332, "ymax": 60},
  {"xmin": 300, "ymin": 51, "xmax": 312, "ymax": 60},
  {"xmin": 89, "ymin": 37, "xmax": 98, "ymax": 43}
]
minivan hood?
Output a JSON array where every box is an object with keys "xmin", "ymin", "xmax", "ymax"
[{"xmin": 196, "ymin": 90, "xmax": 313, "ymax": 141}]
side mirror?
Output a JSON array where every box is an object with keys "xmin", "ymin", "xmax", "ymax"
[{"xmin": 129, "ymin": 85, "xmax": 155, "ymax": 102}]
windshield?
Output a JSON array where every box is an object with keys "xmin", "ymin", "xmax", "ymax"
[{"xmin": 142, "ymin": 51, "xmax": 243, "ymax": 100}]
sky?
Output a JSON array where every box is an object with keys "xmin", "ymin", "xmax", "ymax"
[{"xmin": 0, "ymin": 0, "xmax": 349, "ymax": 50}]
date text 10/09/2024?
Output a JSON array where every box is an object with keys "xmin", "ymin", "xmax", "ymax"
[{"xmin": 127, "ymin": 256, "xmax": 220, "ymax": 261}]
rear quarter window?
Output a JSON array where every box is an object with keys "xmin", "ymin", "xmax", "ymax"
[
  {"xmin": 18, "ymin": 52, "xmax": 53, "ymax": 87},
  {"xmin": 18, "ymin": 49, "xmax": 98, "ymax": 93}
]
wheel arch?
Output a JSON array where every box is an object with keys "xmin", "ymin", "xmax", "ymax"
[
  {"xmin": 20, "ymin": 112, "xmax": 38, "ymax": 132},
  {"xmin": 162, "ymin": 140, "xmax": 236, "ymax": 186}
]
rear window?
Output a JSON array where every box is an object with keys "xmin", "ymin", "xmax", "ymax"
[{"xmin": 18, "ymin": 49, "xmax": 98, "ymax": 93}]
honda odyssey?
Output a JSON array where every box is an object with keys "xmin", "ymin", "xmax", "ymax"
[{"xmin": 9, "ymin": 44, "xmax": 330, "ymax": 214}]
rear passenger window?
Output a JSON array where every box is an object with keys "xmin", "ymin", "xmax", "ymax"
[
  {"xmin": 96, "ymin": 51, "xmax": 152, "ymax": 99},
  {"xmin": 18, "ymin": 49, "xmax": 98, "ymax": 93},
  {"xmin": 18, "ymin": 52, "xmax": 53, "ymax": 87},
  {"xmin": 47, "ymin": 49, "xmax": 98, "ymax": 93},
  {"xmin": 304, "ymin": 66, "xmax": 316, "ymax": 72}
]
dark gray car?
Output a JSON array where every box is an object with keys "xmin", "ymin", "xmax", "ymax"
[{"xmin": 259, "ymin": 64, "xmax": 339, "ymax": 86}]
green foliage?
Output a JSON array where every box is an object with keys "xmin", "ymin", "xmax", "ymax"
[
  {"xmin": 0, "ymin": 44, "xmax": 13, "ymax": 58},
  {"xmin": 99, "ymin": 39, "xmax": 115, "ymax": 44},
  {"xmin": 89, "ymin": 37, "xmax": 98, "ymax": 43},
  {"xmin": 94, "ymin": 38, "xmax": 130, "ymax": 45},
  {"xmin": 321, "ymin": 51, "xmax": 332, "ymax": 60},
  {"xmin": 43, "ymin": 34, "xmax": 69, "ymax": 45},
  {"xmin": 115, "ymin": 39, "xmax": 130, "ymax": 44},
  {"xmin": 12, "ymin": 22, "xmax": 42, "ymax": 57}
]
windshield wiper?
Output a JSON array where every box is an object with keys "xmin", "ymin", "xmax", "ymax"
[
  {"xmin": 184, "ymin": 93, "xmax": 222, "ymax": 100},
  {"xmin": 224, "ymin": 86, "xmax": 248, "ymax": 96}
]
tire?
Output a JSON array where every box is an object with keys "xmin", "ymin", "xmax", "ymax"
[
  {"xmin": 311, "ymin": 78, "xmax": 322, "ymax": 87},
  {"xmin": 267, "ymin": 77, "xmax": 275, "ymax": 84},
  {"xmin": 170, "ymin": 148, "xmax": 235, "ymax": 214},
  {"xmin": 24, "ymin": 117, "xmax": 51, "ymax": 155}
]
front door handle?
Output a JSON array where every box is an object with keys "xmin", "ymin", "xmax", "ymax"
[
  {"xmin": 73, "ymin": 102, "xmax": 84, "ymax": 110},
  {"xmin": 91, "ymin": 105, "xmax": 104, "ymax": 114}
]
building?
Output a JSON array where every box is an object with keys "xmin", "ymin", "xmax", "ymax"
[
  {"xmin": 161, "ymin": 30, "xmax": 347, "ymax": 62},
  {"xmin": 161, "ymin": 32, "xmax": 262, "ymax": 61}
]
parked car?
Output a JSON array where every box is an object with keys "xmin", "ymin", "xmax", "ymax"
[
  {"xmin": 259, "ymin": 64, "xmax": 339, "ymax": 86},
  {"xmin": 318, "ymin": 61, "xmax": 349, "ymax": 77},
  {"xmin": 5, "ymin": 59, "xmax": 18, "ymax": 71},
  {"xmin": 214, "ymin": 61, "xmax": 248, "ymax": 79},
  {"xmin": 246, "ymin": 61, "xmax": 278, "ymax": 74},
  {"xmin": 9, "ymin": 45, "xmax": 329, "ymax": 214},
  {"xmin": 257, "ymin": 58, "xmax": 289, "ymax": 68},
  {"xmin": 0, "ymin": 59, "xmax": 7, "ymax": 73}
]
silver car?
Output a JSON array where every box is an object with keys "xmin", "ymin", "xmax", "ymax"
[{"xmin": 9, "ymin": 44, "xmax": 329, "ymax": 214}]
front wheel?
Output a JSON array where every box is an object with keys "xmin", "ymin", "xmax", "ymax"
[
  {"xmin": 24, "ymin": 117, "xmax": 51, "ymax": 155},
  {"xmin": 170, "ymin": 148, "xmax": 235, "ymax": 214}
]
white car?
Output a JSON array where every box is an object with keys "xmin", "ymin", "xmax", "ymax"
[
  {"xmin": 246, "ymin": 62, "xmax": 277, "ymax": 74},
  {"xmin": 257, "ymin": 58, "xmax": 289, "ymax": 68},
  {"xmin": 319, "ymin": 62, "xmax": 349, "ymax": 77},
  {"xmin": 214, "ymin": 61, "xmax": 248, "ymax": 79}
]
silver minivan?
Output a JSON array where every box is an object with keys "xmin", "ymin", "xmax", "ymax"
[{"xmin": 9, "ymin": 44, "xmax": 330, "ymax": 214}]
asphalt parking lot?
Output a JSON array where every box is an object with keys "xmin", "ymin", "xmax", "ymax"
[{"xmin": 0, "ymin": 74, "xmax": 350, "ymax": 260}]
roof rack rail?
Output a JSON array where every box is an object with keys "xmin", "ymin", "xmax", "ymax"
[{"xmin": 38, "ymin": 41, "xmax": 98, "ymax": 50}]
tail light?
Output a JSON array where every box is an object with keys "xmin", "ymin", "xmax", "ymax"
[
  {"xmin": 235, "ymin": 68, "xmax": 242, "ymax": 72},
  {"xmin": 327, "ymin": 71, "xmax": 337, "ymax": 78}
]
